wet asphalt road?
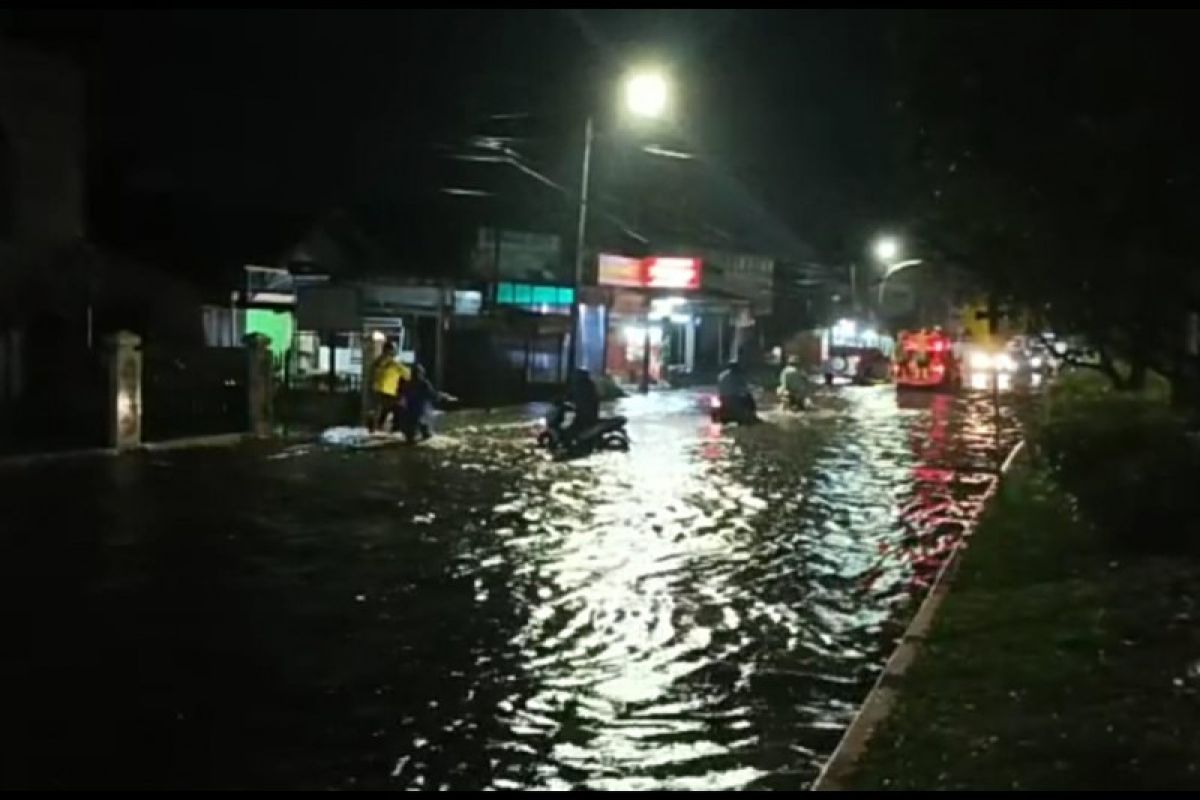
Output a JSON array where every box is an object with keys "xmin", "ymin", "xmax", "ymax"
[{"xmin": 0, "ymin": 386, "xmax": 1022, "ymax": 790}]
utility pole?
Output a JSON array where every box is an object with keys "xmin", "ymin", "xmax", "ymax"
[
  {"xmin": 639, "ymin": 319, "xmax": 652, "ymax": 394},
  {"xmin": 567, "ymin": 115, "xmax": 594, "ymax": 376}
]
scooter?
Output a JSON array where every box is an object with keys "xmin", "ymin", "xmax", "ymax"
[
  {"xmin": 777, "ymin": 389, "xmax": 808, "ymax": 412},
  {"xmin": 537, "ymin": 401, "xmax": 630, "ymax": 456},
  {"xmin": 709, "ymin": 393, "xmax": 760, "ymax": 424}
]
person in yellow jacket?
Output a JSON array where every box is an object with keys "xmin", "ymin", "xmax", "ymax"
[{"xmin": 370, "ymin": 341, "xmax": 410, "ymax": 432}]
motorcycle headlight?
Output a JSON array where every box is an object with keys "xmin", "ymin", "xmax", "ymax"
[{"xmin": 969, "ymin": 351, "xmax": 992, "ymax": 371}]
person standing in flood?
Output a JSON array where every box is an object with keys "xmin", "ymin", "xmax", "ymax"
[
  {"xmin": 369, "ymin": 341, "xmax": 409, "ymax": 433},
  {"xmin": 397, "ymin": 363, "xmax": 455, "ymax": 442}
]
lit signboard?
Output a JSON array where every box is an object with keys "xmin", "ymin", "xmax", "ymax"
[
  {"xmin": 643, "ymin": 257, "xmax": 701, "ymax": 289},
  {"xmin": 597, "ymin": 254, "xmax": 702, "ymax": 290},
  {"xmin": 597, "ymin": 254, "xmax": 643, "ymax": 287}
]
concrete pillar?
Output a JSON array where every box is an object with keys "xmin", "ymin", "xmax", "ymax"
[
  {"xmin": 435, "ymin": 285, "xmax": 448, "ymax": 389},
  {"xmin": 106, "ymin": 330, "xmax": 141, "ymax": 451},
  {"xmin": 685, "ymin": 317, "xmax": 697, "ymax": 373},
  {"xmin": 716, "ymin": 315, "xmax": 725, "ymax": 365},
  {"xmin": 244, "ymin": 333, "xmax": 273, "ymax": 437},
  {"xmin": 361, "ymin": 331, "xmax": 383, "ymax": 427}
]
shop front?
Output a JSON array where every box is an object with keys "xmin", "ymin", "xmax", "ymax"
[{"xmin": 588, "ymin": 253, "xmax": 755, "ymax": 388}]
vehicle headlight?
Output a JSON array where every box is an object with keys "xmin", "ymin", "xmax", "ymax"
[
  {"xmin": 1031, "ymin": 356, "xmax": 1043, "ymax": 369},
  {"xmin": 969, "ymin": 351, "xmax": 992, "ymax": 371},
  {"xmin": 994, "ymin": 353, "xmax": 1016, "ymax": 372}
]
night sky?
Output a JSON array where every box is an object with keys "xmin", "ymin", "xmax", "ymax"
[{"xmin": 4, "ymin": 10, "xmax": 899, "ymax": 268}]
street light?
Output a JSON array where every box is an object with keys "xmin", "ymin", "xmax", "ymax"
[
  {"xmin": 624, "ymin": 71, "xmax": 669, "ymax": 119},
  {"xmin": 877, "ymin": 259, "xmax": 924, "ymax": 307},
  {"xmin": 568, "ymin": 68, "xmax": 672, "ymax": 379},
  {"xmin": 871, "ymin": 235, "xmax": 924, "ymax": 308},
  {"xmin": 873, "ymin": 236, "xmax": 900, "ymax": 264}
]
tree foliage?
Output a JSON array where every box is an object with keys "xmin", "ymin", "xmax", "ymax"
[{"xmin": 893, "ymin": 11, "xmax": 1200, "ymax": 399}]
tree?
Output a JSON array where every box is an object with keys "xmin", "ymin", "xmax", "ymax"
[{"xmin": 891, "ymin": 11, "xmax": 1200, "ymax": 405}]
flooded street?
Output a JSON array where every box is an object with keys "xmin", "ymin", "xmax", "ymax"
[{"xmin": 0, "ymin": 386, "xmax": 1022, "ymax": 790}]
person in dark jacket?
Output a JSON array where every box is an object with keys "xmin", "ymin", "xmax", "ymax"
[
  {"xmin": 568, "ymin": 369, "xmax": 599, "ymax": 427},
  {"xmin": 397, "ymin": 364, "xmax": 454, "ymax": 442}
]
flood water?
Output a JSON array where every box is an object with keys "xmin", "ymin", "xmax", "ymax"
[{"xmin": 0, "ymin": 386, "xmax": 1022, "ymax": 789}]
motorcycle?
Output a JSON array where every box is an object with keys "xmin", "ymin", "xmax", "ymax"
[
  {"xmin": 709, "ymin": 393, "xmax": 760, "ymax": 424},
  {"xmin": 537, "ymin": 401, "xmax": 630, "ymax": 456},
  {"xmin": 777, "ymin": 389, "xmax": 808, "ymax": 412}
]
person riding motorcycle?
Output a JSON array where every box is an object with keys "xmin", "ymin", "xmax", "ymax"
[
  {"xmin": 717, "ymin": 361, "xmax": 757, "ymax": 420},
  {"xmin": 777, "ymin": 355, "xmax": 809, "ymax": 409},
  {"xmin": 565, "ymin": 368, "xmax": 600, "ymax": 438},
  {"xmin": 540, "ymin": 369, "xmax": 629, "ymax": 455}
]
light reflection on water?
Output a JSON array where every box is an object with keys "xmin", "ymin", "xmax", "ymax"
[
  {"xmin": 395, "ymin": 386, "xmax": 1020, "ymax": 790},
  {"xmin": 0, "ymin": 385, "xmax": 1023, "ymax": 790}
]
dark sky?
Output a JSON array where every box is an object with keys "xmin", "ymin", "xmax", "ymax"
[{"xmin": 5, "ymin": 10, "xmax": 899, "ymax": 262}]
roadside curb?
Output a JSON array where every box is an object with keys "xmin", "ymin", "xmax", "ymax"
[
  {"xmin": 0, "ymin": 433, "xmax": 290, "ymax": 470},
  {"xmin": 810, "ymin": 439, "xmax": 1026, "ymax": 791},
  {"xmin": 139, "ymin": 432, "xmax": 263, "ymax": 452},
  {"xmin": 0, "ymin": 446, "xmax": 116, "ymax": 470}
]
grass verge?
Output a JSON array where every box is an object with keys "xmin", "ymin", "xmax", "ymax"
[{"xmin": 844, "ymin": 460, "xmax": 1200, "ymax": 790}]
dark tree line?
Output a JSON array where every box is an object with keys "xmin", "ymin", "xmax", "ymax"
[{"xmin": 892, "ymin": 10, "xmax": 1200, "ymax": 408}]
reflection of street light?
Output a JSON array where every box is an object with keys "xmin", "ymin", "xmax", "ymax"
[{"xmin": 569, "ymin": 68, "xmax": 672, "ymax": 380}]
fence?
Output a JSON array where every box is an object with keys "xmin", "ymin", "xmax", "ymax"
[
  {"xmin": 142, "ymin": 346, "xmax": 248, "ymax": 442},
  {"xmin": 272, "ymin": 349, "xmax": 360, "ymax": 433}
]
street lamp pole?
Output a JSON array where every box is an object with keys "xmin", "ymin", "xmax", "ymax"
[
  {"xmin": 567, "ymin": 115, "xmax": 595, "ymax": 377},
  {"xmin": 567, "ymin": 70, "xmax": 669, "ymax": 380},
  {"xmin": 877, "ymin": 259, "xmax": 923, "ymax": 309}
]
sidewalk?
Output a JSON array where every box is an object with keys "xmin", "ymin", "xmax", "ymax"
[{"xmin": 834, "ymin": 461, "xmax": 1200, "ymax": 791}]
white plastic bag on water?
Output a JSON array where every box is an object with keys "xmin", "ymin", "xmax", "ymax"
[{"xmin": 319, "ymin": 426, "xmax": 372, "ymax": 447}]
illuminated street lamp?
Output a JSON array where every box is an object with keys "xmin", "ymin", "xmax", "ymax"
[
  {"xmin": 872, "ymin": 235, "xmax": 924, "ymax": 308},
  {"xmin": 877, "ymin": 259, "xmax": 924, "ymax": 308},
  {"xmin": 569, "ymin": 68, "xmax": 672, "ymax": 377},
  {"xmin": 873, "ymin": 236, "xmax": 900, "ymax": 264},
  {"xmin": 624, "ymin": 70, "xmax": 670, "ymax": 119}
]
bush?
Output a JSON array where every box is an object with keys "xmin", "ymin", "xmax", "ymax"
[{"xmin": 1030, "ymin": 371, "xmax": 1200, "ymax": 554}]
